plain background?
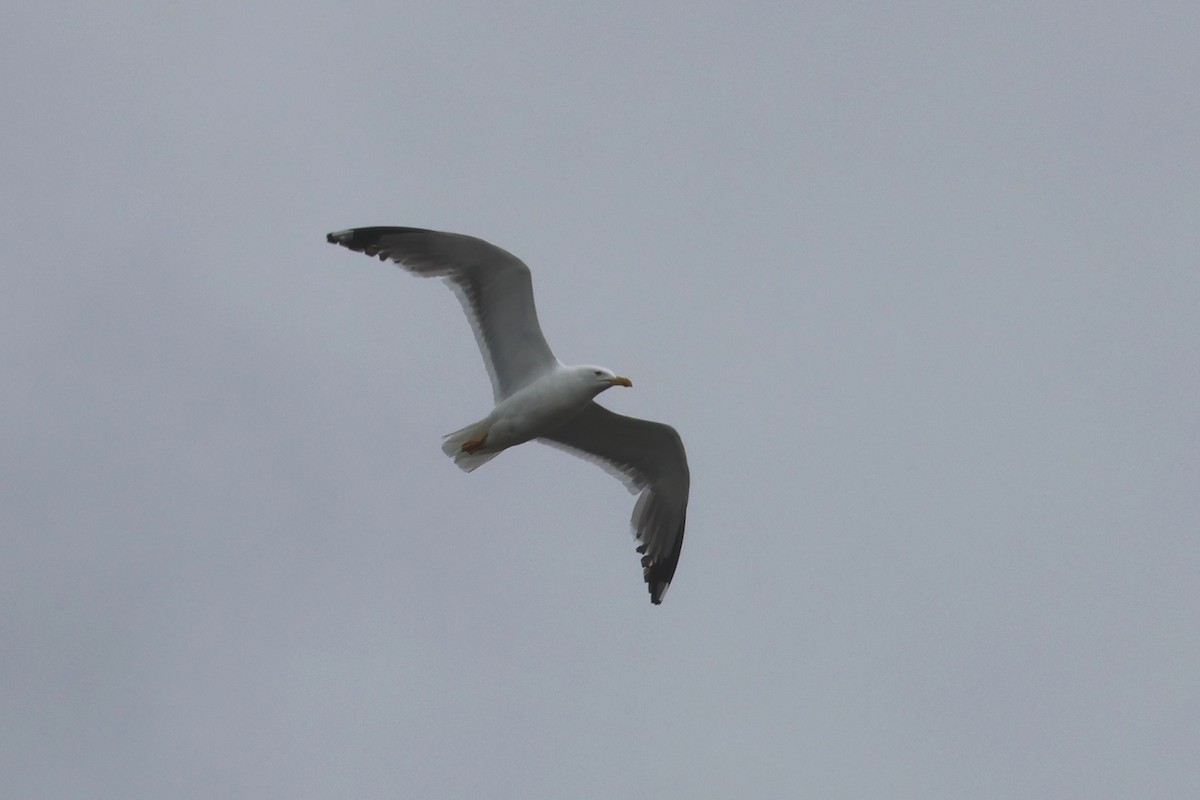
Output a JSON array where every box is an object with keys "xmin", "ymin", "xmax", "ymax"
[{"xmin": 4, "ymin": 2, "xmax": 1198, "ymax": 797}]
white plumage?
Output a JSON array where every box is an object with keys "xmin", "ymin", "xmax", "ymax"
[{"xmin": 327, "ymin": 226, "xmax": 690, "ymax": 604}]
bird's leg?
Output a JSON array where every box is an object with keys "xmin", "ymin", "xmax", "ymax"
[{"xmin": 461, "ymin": 432, "xmax": 488, "ymax": 454}]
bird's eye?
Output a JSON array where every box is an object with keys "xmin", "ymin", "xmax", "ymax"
[{"xmin": 594, "ymin": 370, "xmax": 603, "ymax": 376}]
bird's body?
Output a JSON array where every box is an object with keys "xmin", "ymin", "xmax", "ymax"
[
  {"xmin": 440, "ymin": 363, "xmax": 633, "ymax": 471},
  {"xmin": 327, "ymin": 226, "xmax": 689, "ymax": 604}
]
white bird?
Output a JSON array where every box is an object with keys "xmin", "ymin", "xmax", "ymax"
[{"xmin": 327, "ymin": 227, "xmax": 690, "ymax": 604}]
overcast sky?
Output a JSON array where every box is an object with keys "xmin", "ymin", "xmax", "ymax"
[{"xmin": 4, "ymin": 2, "xmax": 1198, "ymax": 797}]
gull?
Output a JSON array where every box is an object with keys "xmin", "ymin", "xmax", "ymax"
[{"xmin": 326, "ymin": 226, "xmax": 690, "ymax": 604}]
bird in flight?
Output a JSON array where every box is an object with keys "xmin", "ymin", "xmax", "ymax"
[{"xmin": 327, "ymin": 227, "xmax": 690, "ymax": 604}]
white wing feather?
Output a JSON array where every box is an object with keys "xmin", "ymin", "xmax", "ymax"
[
  {"xmin": 541, "ymin": 404, "xmax": 690, "ymax": 604},
  {"xmin": 327, "ymin": 227, "xmax": 559, "ymax": 401}
]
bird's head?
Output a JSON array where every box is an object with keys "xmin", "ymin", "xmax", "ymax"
[{"xmin": 577, "ymin": 365, "xmax": 633, "ymax": 394}]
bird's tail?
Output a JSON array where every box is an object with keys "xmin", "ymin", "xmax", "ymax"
[{"xmin": 441, "ymin": 420, "xmax": 501, "ymax": 472}]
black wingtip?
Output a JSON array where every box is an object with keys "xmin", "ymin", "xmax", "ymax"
[
  {"xmin": 642, "ymin": 552, "xmax": 676, "ymax": 606},
  {"xmin": 327, "ymin": 227, "xmax": 378, "ymax": 248},
  {"xmin": 326, "ymin": 228, "xmax": 361, "ymax": 246},
  {"xmin": 638, "ymin": 517, "xmax": 685, "ymax": 606},
  {"xmin": 326, "ymin": 226, "xmax": 444, "ymax": 259}
]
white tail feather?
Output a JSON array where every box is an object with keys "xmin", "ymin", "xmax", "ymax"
[{"xmin": 441, "ymin": 420, "xmax": 500, "ymax": 472}]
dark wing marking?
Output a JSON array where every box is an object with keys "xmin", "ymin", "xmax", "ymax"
[{"xmin": 541, "ymin": 403, "xmax": 690, "ymax": 604}]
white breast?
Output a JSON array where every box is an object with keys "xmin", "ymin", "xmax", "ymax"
[{"xmin": 485, "ymin": 367, "xmax": 594, "ymax": 449}]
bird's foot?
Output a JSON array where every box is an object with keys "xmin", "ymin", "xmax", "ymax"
[{"xmin": 461, "ymin": 433, "xmax": 488, "ymax": 454}]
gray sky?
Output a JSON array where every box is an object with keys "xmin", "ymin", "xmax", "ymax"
[{"xmin": 4, "ymin": 2, "xmax": 1198, "ymax": 797}]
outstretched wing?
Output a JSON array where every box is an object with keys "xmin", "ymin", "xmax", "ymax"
[
  {"xmin": 541, "ymin": 404, "xmax": 690, "ymax": 604},
  {"xmin": 327, "ymin": 226, "xmax": 559, "ymax": 401}
]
